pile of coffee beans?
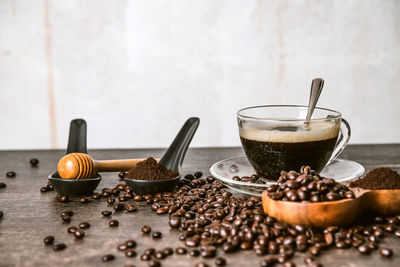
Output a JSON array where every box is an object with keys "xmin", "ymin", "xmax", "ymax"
[{"xmin": 266, "ymin": 166, "xmax": 355, "ymax": 202}]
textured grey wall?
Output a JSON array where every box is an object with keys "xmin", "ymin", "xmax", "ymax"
[{"xmin": 0, "ymin": 0, "xmax": 399, "ymax": 149}]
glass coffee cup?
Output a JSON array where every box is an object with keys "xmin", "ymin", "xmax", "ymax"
[{"xmin": 237, "ymin": 105, "xmax": 350, "ymax": 180}]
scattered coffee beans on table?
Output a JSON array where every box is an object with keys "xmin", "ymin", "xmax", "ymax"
[
  {"xmin": 6, "ymin": 171, "xmax": 16, "ymax": 178},
  {"xmin": 43, "ymin": 235, "xmax": 54, "ymax": 245}
]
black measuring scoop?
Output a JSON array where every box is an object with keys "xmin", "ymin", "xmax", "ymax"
[
  {"xmin": 125, "ymin": 117, "xmax": 200, "ymax": 195},
  {"xmin": 48, "ymin": 119, "xmax": 101, "ymax": 196}
]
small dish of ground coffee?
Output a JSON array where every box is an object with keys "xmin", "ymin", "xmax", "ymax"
[
  {"xmin": 349, "ymin": 167, "xmax": 400, "ymax": 190},
  {"xmin": 125, "ymin": 157, "xmax": 179, "ymax": 181}
]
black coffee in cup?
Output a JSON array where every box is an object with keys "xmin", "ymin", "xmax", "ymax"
[{"xmin": 240, "ymin": 121, "xmax": 339, "ymax": 180}]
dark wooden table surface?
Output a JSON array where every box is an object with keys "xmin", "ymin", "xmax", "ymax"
[{"xmin": 0, "ymin": 145, "xmax": 399, "ymax": 267}]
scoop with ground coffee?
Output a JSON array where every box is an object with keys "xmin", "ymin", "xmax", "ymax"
[
  {"xmin": 350, "ymin": 167, "xmax": 400, "ymax": 190},
  {"xmin": 125, "ymin": 157, "xmax": 179, "ymax": 180}
]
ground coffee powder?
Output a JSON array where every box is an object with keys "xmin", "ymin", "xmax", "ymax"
[
  {"xmin": 125, "ymin": 157, "xmax": 179, "ymax": 180},
  {"xmin": 350, "ymin": 167, "xmax": 400, "ymax": 190}
]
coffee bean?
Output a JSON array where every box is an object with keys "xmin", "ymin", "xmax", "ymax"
[
  {"xmin": 53, "ymin": 243, "xmax": 66, "ymax": 251},
  {"xmin": 101, "ymin": 210, "xmax": 112, "ymax": 217},
  {"xmin": 79, "ymin": 222, "xmax": 90, "ymax": 229},
  {"xmin": 67, "ymin": 226, "xmax": 77, "ymax": 234},
  {"xmin": 163, "ymin": 247, "xmax": 173, "ymax": 255},
  {"xmin": 0, "ymin": 211, "xmax": 3, "ymax": 219},
  {"xmin": 106, "ymin": 196, "xmax": 115, "ymax": 205},
  {"xmin": 92, "ymin": 193, "xmax": 102, "ymax": 199},
  {"xmin": 215, "ymin": 257, "xmax": 226, "ymax": 266},
  {"xmin": 134, "ymin": 195, "xmax": 143, "ymax": 201},
  {"xmin": 6, "ymin": 171, "xmax": 16, "ymax": 178},
  {"xmin": 109, "ymin": 219, "xmax": 119, "ymax": 227},
  {"xmin": 125, "ymin": 249, "xmax": 136, "ymax": 257},
  {"xmin": 185, "ymin": 237, "xmax": 199, "ymax": 247},
  {"xmin": 194, "ymin": 171, "xmax": 203, "ymax": 178},
  {"xmin": 79, "ymin": 197, "xmax": 89, "ymax": 204},
  {"xmin": 118, "ymin": 243, "xmax": 128, "ymax": 251},
  {"xmin": 118, "ymin": 172, "xmax": 126, "ymax": 179},
  {"xmin": 169, "ymin": 216, "xmax": 181, "ymax": 228},
  {"xmin": 379, "ymin": 248, "xmax": 393, "ymax": 258},
  {"xmin": 0, "ymin": 182, "xmax": 6, "ymax": 188},
  {"xmin": 43, "ymin": 235, "xmax": 54, "ymax": 245},
  {"xmin": 30, "ymin": 158, "xmax": 39, "ymax": 166},
  {"xmin": 57, "ymin": 195, "xmax": 69, "ymax": 203},
  {"xmin": 127, "ymin": 205, "xmax": 137, "ymax": 212},
  {"xmin": 260, "ymin": 256, "xmax": 277, "ymax": 267},
  {"xmin": 101, "ymin": 254, "xmax": 115, "ymax": 262},
  {"xmin": 140, "ymin": 254, "xmax": 151, "ymax": 261},
  {"xmin": 283, "ymin": 261, "xmax": 295, "ymax": 267},
  {"xmin": 113, "ymin": 202, "xmax": 125, "ymax": 212},
  {"xmin": 200, "ymin": 247, "xmax": 216, "ymax": 258},
  {"xmin": 154, "ymin": 251, "xmax": 165, "ymax": 259},
  {"xmin": 144, "ymin": 248, "xmax": 155, "ymax": 255},
  {"xmin": 152, "ymin": 231, "xmax": 162, "ymax": 239},
  {"xmin": 125, "ymin": 240, "xmax": 136, "ymax": 248},
  {"xmin": 189, "ymin": 249, "xmax": 200, "ymax": 257},
  {"xmin": 148, "ymin": 260, "xmax": 161, "ymax": 267},
  {"xmin": 73, "ymin": 229, "xmax": 85, "ymax": 239},
  {"xmin": 195, "ymin": 262, "xmax": 209, "ymax": 267},
  {"xmin": 40, "ymin": 187, "xmax": 48, "ymax": 192},
  {"xmin": 308, "ymin": 246, "xmax": 320, "ymax": 256},
  {"xmin": 358, "ymin": 244, "xmax": 371, "ymax": 255},
  {"xmin": 175, "ymin": 247, "xmax": 187, "ymax": 254},
  {"xmin": 141, "ymin": 225, "xmax": 151, "ymax": 234}
]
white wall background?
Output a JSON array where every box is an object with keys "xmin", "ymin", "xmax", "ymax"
[{"xmin": 0, "ymin": 0, "xmax": 399, "ymax": 149}]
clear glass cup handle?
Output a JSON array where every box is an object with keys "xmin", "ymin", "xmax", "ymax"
[{"xmin": 327, "ymin": 118, "xmax": 351, "ymax": 164}]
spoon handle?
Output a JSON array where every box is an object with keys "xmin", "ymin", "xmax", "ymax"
[
  {"xmin": 159, "ymin": 117, "xmax": 200, "ymax": 171},
  {"xmin": 306, "ymin": 78, "xmax": 324, "ymax": 123},
  {"xmin": 94, "ymin": 158, "xmax": 154, "ymax": 172},
  {"xmin": 66, "ymin": 119, "xmax": 87, "ymax": 154}
]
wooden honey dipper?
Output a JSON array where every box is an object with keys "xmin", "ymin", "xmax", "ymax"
[{"xmin": 57, "ymin": 153, "xmax": 152, "ymax": 179}]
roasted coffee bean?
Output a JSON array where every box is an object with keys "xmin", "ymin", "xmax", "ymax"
[
  {"xmin": 152, "ymin": 231, "xmax": 162, "ymax": 239},
  {"xmin": 67, "ymin": 226, "xmax": 77, "ymax": 233},
  {"xmin": 0, "ymin": 182, "xmax": 6, "ymax": 188},
  {"xmin": 30, "ymin": 158, "xmax": 39, "ymax": 166},
  {"xmin": 304, "ymin": 257, "xmax": 314, "ymax": 264},
  {"xmin": 79, "ymin": 222, "xmax": 90, "ymax": 229},
  {"xmin": 92, "ymin": 193, "xmax": 102, "ymax": 199},
  {"xmin": 60, "ymin": 210, "xmax": 73, "ymax": 217},
  {"xmin": 384, "ymin": 224, "xmax": 396, "ymax": 233},
  {"xmin": 6, "ymin": 171, "xmax": 16, "ymax": 178},
  {"xmin": 43, "ymin": 235, "xmax": 54, "ymax": 245},
  {"xmin": 163, "ymin": 247, "xmax": 173, "ymax": 255},
  {"xmin": 141, "ymin": 225, "xmax": 151, "ymax": 234},
  {"xmin": 57, "ymin": 195, "xmax": 69, "ymax": 203},
  {"xmin": 113, "ymin": 203, "xmax": 125, "ymax": 212},
  {"xmin": 134, "ymin": 195, "xmax": 143, "ymax": 201},
  {"xmin": 40, "ymin": 187, "xmax": 48, "ymax": 192},
  {"xmin": 154, "ymin": 251, "xmax": 165, "ymax": 259},
  {"xmin": 118, "ymin": 172, "xmax": 126, "ymax": 179},
  {"xmin": 140, "ymin": 254, "xmax": 151, "ymax": 261},
  {"xmin": 53, "ymin": 243, "xmax": 66, "ymax": 251},
  {"xmin": 156, "ymin": 207, "xmax": 168, "ymax": 214},
  {"xmin": 79, "ymin": 197, "xmax": 89, "ymax": 203},
  {"xmin": 125, "ymin": 240, "xmax": 136, "ymax": 248},
  {"xmin": 379, "ymin": 248, "xmax": 393, "ymax": 258},
  {"xmin": 169, "ymin": 216, "xmax": 181, "ymax": 228},
  {"xmin": 394, "ymin": 229, "xmax": 400, "ymax": 238},
  {"xmin": 215, "ymin": 257, "xmax": 226, "ymax": 266},
  {"xmin": 185, "ymin": 237, "xmax": 199, "ymax": 247},
  {"xmin": 127, "ymin": 205, "xmax": 137, "ymax": 212},
  {"xmin": 260, "ymin": 256, "xmax": 277, "ymax": 267},
  {"xmin": 144, "ymin": 248, "xmax": 155, "ymax": 255},
  {"xmin": 107, "ymin": 196, "xmax": 115, "ymax": 205},
  {"xmin": 358, "ymin": 245, "xmax": 371, "ymax": 255},
  {"xmin": 367, "ymin": 242, "xmax": 378, "ymax": 250},
  {"xmin": 335, "ymin": 241, "xmax": 349, "ymax": 249},
  {"xmin": 308, "ymin": 246, "xmax": 320, "ymax": 256},
  {"xmin": 195, "ymin": 262, "xmax": 209, "ymax": 267},
  {"xmin": 119, "ymin": 196, "xmax": 127, "ymax": 202},
  {"xmin": 282, "ymin": 261, "xmax": 295, "ymax": 267},
  {"xmin": 101, "ymin": 254, "xmax": 115, "ymax": 262},
  {"xmin": 194, "ymin": 171, "xmax": 203, "ymax": 178},
  {"xmin": 118, "ymin": 243, "xmax": 128, "ymax": 251},
  {"xmin": 189, "ymin": 249, "xmax": 200, "ymax": 257},
  {"xmin": 125, "ymin": 249, "xmax": 136, "ymax": 257},
  {"xmin": 101, "ymin": 210, "xmax": 112, "ymax": 217},
  {"xmin": 200, "ymin": 247, "xmax": 216, "ymax": 258},
  {"xmin": 175, "ymin": 247, "xmax": 187, "ymax": 254},
  {"xmin": 109, "ymin": 219, "xmax": 119, "ymax": 227},
  {"xmin": 73, "ymin": 229, "xmax": 85, "ymax": 239},
  {"xmin": 0, "ymin": 211, "xmax": 3, "ymax": 219},
  {"xmin": 148, "ymin": 260, "xmax": 161, "ymax": 267}
]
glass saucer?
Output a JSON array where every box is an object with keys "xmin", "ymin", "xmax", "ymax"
[{"xmin": 209, "ymin": 157, "xmax": 365, "ymax": 196}]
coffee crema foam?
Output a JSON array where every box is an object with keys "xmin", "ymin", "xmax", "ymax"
[{"xmin": 240, "ymin": 121, "xmax": 340, "ymax": 143}]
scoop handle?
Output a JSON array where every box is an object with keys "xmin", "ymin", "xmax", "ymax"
[
  {"xmin": 67, "ymin": 119, "xmax": 87, "ymax": 154},
  {"xmin": 94, "ymin": 158, "xmax": 151, "ymax": 172},
  {"xmin": 159, "ymin": 117, "xmax": 200, "ymax": 171}
]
